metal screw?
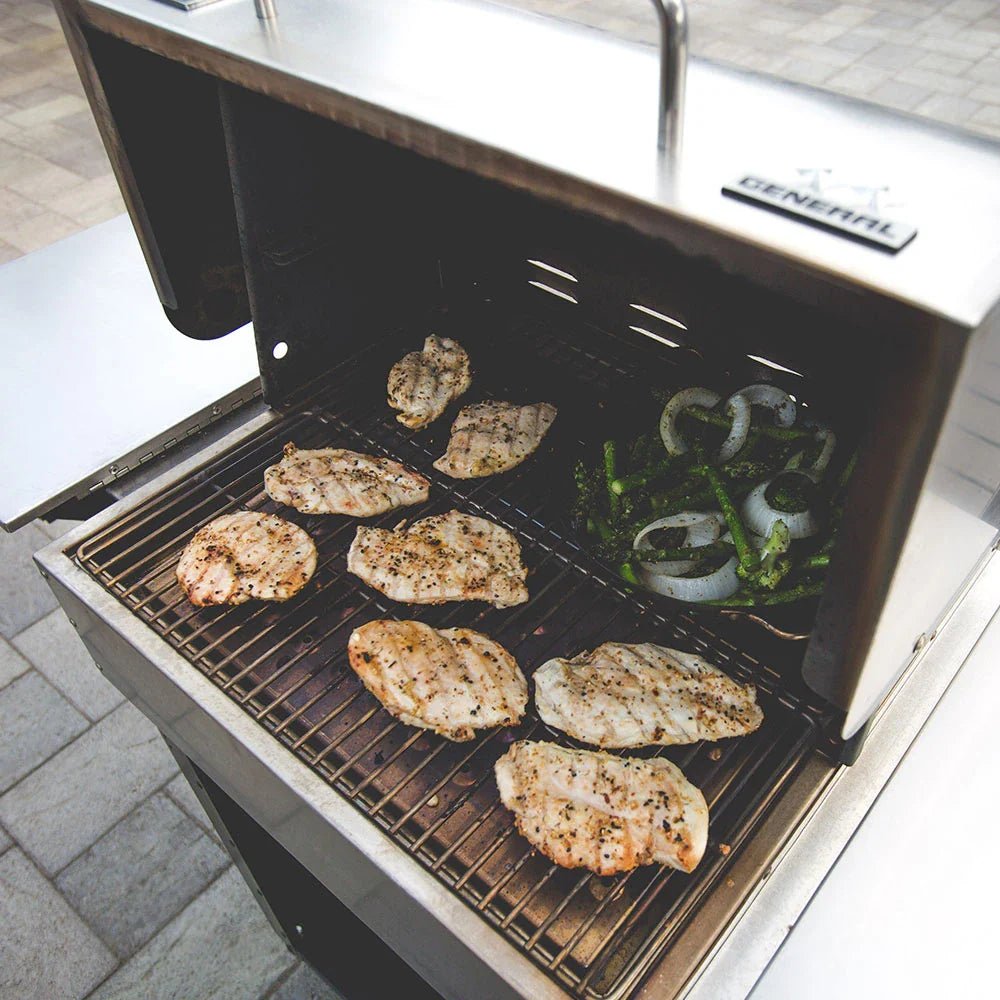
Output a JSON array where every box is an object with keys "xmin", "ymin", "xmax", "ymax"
[
  {"xmin": 109, "ymin": 464, "xmax": 119, "ymax": 475},
  {"xmin": 212, "ymin": 404, "xmax": 222, "ymax": 417}
]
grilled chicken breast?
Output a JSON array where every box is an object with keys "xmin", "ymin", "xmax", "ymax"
[
  {"xmin": 176, "ymin": 511, "xmax": 317, "ymax": 606},
  {"xmin": 347, "ymin": 509, "xmax": 528, "ymax": 608},
  {"xmin": 264, "ymin": 442, "xmax": 429, "ymax": 516},
  {"xmin": 348, "ymin": 620, "xmax": 527, "ymax": 741},
  {"xmin": 387, "ymin": 335, "xmax": 472, "ymax": 429},
  {"xmin": 534, "ymin": 642, "xmax": 763, "ymax": 749},
  {"xmin": 495, "ymin": 741, "xmax": 708, "ymax": 875},
  {"xmin": 433, "ymin": 401, "xmax": 558, "ymax": 479}
]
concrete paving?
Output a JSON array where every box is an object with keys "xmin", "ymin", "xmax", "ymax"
[{"xmin": 0, "ymin": 0, "xmax": 998, "ymax": 997}]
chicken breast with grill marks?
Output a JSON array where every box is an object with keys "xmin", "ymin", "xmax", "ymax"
[
  {"xmin": 433, "ymin": 401, "xmax": 557, "ymax": 479},
  {"xmin": 347, "ymin": 509, "xmax": 528, "ymax": 608},
  {"xmin": 535, "ymin": 642, "xmax": 763, "ymax": 749},
  {"xmin": 176, "ymin": 511, "xmax": 317, "ymax": 606},
  {"xmin": 348, "ymin": 620, "xmax": 527, "ymax": 741},
  {"xmin": 264, "ymin": 442, "xmax": 429, "ymax": 516},
  {"xmin": 495, "ymin": 741, "xmax": 708, "ymax": 875},
  {"xmin": 387, "ymin": 335, "xmax": 471, "ymax": 429}
]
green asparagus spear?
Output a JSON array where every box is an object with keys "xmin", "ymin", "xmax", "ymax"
[
  {"xmin": 683, "ymin": 405, "xmax": 813, "ymax": 442},
  {"xmin": 693, "ymin": 455, "xmax": 759, "ymax": 578},
  {"xmin": 611, "ymin": 458, "xmax": 674, "ymax": 495},
  {"xmin": 762, "ymin": 581, "xmax": 825, "ymax": 603},
  {"xmin": 802, "ymin": 552, "xmax": 830, "ymax": 571},
  {"xmin": 572, "ymin": 459, "xmax": 602, "ymax": 519},
  {"xmin": 752, "ymin": 520, "xmax": 792, "ymax": 590},
  {"xmin": 603, "ymin": 440, "xmax": 619, "ymax": 517},
  {"xmin": 755, "ymin": 555, "xmax": 793, "ymax": 591},
  {"xmin": 626, "ymin": 539, "xmax": 735, "ymax": 564},
  {"xmin": 704, "ymin": 580, "xmax": 825, "ymax": 606},
  {"xmin": 649, "ymin": 471, "xmax": 766, "ymax": 513},
  {"xmin": 836, "ymin": 449, "xmax": 859, "ymax": 494}
]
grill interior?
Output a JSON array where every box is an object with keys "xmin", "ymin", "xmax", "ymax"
[{"xmin": 74, "ymin": 307, "xmax": 836, "ymax": 999}]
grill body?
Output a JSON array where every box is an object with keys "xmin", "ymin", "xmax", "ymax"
[
  {"xmin": 60, "ymin": 323, "xmax": 837, "ymax": 999},
  {"xmin": 40, "ymin": 0, "xmax": 1000, "ymax": 997}
]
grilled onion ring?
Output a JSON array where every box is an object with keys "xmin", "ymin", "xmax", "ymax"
[
  {"xmin": 717, "ymin": 393, "xmax": 752, "ymax": 463},
  {"xmin": 638, "ymin": 557, "xmax": 741, "ymax": 603},
  {"xmin": 733, "ymin": 384, "xmax": 796, "ymax": 428},
  {"xmin": 633, "ymin": 512, "xmax": 725, "ymax": 575},
  {"xmin": 659, "ymin": 387, "xmax": 721, "ymax": 456},
  {"xmin": 743, "ymin": 474, "xmax": 819, "ymax": 540}
]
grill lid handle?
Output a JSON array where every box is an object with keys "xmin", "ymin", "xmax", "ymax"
[{"xmin": 652, "ymin": 0, "xmax": 688, "ymax": 153}]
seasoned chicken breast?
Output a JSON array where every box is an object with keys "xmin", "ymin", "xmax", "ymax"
[
  {"xmin": 387, "ymin": 335, "xmax": 471, "ymax": 429},
  {"xmin": 433, "ymin": 401, "xmax": 557, "ymax": 478},
  {"xmin": 264, "ymin": 442, "xmax": 429, "ymax": 516},
  {"xmin": 176, "ymin": 511, "xmax": 317, "ymax": 606},
  {"xmin": 534, "ymin": 642, "xmax": 763, "ymax": 749},
  {"xmin": 348, "ymin": 620, "xmax": 527, "ymax": 741},
  {"xmin": 495, "ymin": 741, "xmax": 708, "ymax": 875},
  {"xmin": 347, "ymin": 509, "xmax": 528, "ymax": 608}
]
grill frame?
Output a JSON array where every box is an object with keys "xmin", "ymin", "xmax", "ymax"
[
  {"xmin": 66, "ymin": 317, "xmax": 835, "ymax": 999},
  {"xmin": 37, "ymin": 2, "xmax": 1000, "ymax": 996},
  {"xmin": 40, "ymin": 430, "xmax": 1000, "ymax": 1000}
]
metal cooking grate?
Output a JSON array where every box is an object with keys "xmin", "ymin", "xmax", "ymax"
[{"xmin": 74, "ymin": 316, "xmax": 832, "ymax": 999}]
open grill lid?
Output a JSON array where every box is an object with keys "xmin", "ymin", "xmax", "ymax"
[{"xmin": 75, "ymin": 0, "xmax": 1000, "ymax": 330}]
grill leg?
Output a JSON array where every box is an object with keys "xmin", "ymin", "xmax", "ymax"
[{"xmin": 166, "ymin": 743, "xmax": 442, "ymax": 1000}]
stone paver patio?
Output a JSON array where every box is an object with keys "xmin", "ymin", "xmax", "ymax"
[
  {"xmin": 509, "ymin": 0, "xmax": 1000, "ymax": 137},
  {"xmin": 1, "ymin": 1, "xmax": 998, "ymax": 997}
]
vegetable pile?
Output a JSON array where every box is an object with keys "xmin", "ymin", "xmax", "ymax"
[{"xmin": 573, "ymin": 384, "xmax": 856, "ymax": 607}]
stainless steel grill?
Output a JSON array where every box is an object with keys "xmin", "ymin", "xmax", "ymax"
[{"xmin": 71, "ymin": 313, "xmax": 833, "ymax": 998}]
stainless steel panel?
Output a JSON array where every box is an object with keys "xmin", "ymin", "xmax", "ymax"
[
  {"xmin": 0, "ymin": 215, "xmax": 261, "ymax": 531},
  {"xmin": 77, "ymin": 0, "xmax": 1000, "ymax": 327},
  {"xmin": 831, "ymin": 303, "xmax": 1000, "ymax": 737},
  {"xmin": 753, "ymin": 593, "xmax": 1000, "ymax": 998},
  {"xmin": 680, "ymin": 544, "xmax": 1000, "ymax": 1000}
]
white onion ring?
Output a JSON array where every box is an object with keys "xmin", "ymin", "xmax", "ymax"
[
  {"xmin": 639, "ymin": 557, "xmax": 740, "ymax": 603},
  {"xmin": 785, "ymin": 426, "xmax": 836, "ymax": 481},
  {"xmin": 743, "ymin": 475, "xmax": 819, "ymax": 539},
  {"xmin": 717, "ymin": 393, "xmax": 751, "ymax": 463},
  {"xmin": 659, "ymin": 387, "xmax": 720, "ymax": 456},
  {"xmin": 734, "ymin": 384, "xmax": 796, "ymax": 427},
  {"xmin": 633, "ymin": 512, "xmax": 724, "ymax": 575},
  {"xmin": 810, "ymin": 428, "xmax": 837, "ymax": 477}
]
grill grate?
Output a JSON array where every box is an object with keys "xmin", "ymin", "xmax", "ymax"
[{"xmin": 74, "ymin": 314, "xmax": 832, "ymax": 999}]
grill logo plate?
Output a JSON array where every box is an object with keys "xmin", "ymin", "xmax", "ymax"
[{"xmin": 722, "ymin": 173, "xmax": 917, "ymax": 253}]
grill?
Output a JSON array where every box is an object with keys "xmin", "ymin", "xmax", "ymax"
[
  {"xmin": 35, "ymin": 1, "xmax": 1000, "ymax": 997},
  {"xmin": 73, "ymin": 312, "xmax": 833, "ymax": 999}
]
